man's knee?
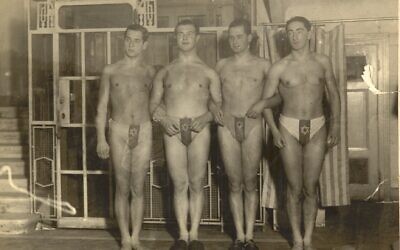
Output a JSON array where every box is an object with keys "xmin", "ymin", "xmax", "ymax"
[
  {"xmin": 287, "ymin": 184, "xmax": 303, "ymax": 199},
  {"xmin": 174, "ymin": 179, "xmax": 189, "ymax": 194},
  {"xmin": 130, "ymin": 184, "xmax": 145, "ymax": 199},
  {"xmin": 189, "ymin": 178, "xmax": 204, "ymax": 194},
  {"xmin": 303, "ymin": 182, "xmax": 318, "ymax": 199},
  {"xmin": 243, "ymin": 177, "xmax": 257, "ymax": 193},
  {"xmin": 229, "ymin": 179, "xmax": 243, "ymax": 193},
  {"xmin": 116, "ymin": 182, "xmax": 130, "ymax": 197}
]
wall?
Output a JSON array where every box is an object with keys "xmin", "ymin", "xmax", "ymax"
[{"xmin": 0, "ymin": 0, "xmax": 28, "ymax": 106}]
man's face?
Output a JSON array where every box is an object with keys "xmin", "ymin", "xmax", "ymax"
[
  {"xmin": 287, "ymin": 21, "xmax": 311, "ymax": 50},
  {"xmin": 176, "ymin": 24, "xmax": 198, "ymax": 52},
  {"xmin": 228, "ymin": 25, "xmax": 251, "ymax": 54},
  {"xmin": 124, "ymin": 30, "xmax": 147, "ymax": 58}
]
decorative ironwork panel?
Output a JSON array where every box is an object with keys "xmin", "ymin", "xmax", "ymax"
[{"xmin": 32, "ymin": 126, "xmax": 56, "ymax": 217}]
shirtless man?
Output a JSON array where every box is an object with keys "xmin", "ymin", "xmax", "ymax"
[
  {"xmin": 96, "ymin": 24, "xmax": 155, "ymax": 250},
  {"xmin": 149, "ymin": 19, "xmax": 222, "ymax": 250},
  {"xmin": 249, "ymin": 16, "xmax": 340, "ymax": 250},
  {"xmin": 213, "ymin": 19, "xmax": 280, "ymax": 250}
]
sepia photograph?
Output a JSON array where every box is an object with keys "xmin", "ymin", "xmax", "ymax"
[{"xmin": 0, "ymin": 0, "xmax": 398, "ymax": 249}]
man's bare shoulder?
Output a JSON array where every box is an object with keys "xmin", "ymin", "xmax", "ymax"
[
  {"xmin": 216, "ymin": 58, "xmax": 229, "ymax": 72},
  {"xmin": 102, "ymin": 62, "xmax": 120, "ymax": 75},
  {"xmin": 252, "ymin": 56, "xmax": 271, "ymax": 69},
  {"xmin": 270, "ymin": 57, "xmax": 289, "ymax": 74},
  {"xmin": 189, "ymin": 60, "xmax": 218, "ymax": 79},
  {"xmin": 145, "ymin": 64, "xmax": 157, "ymax": 77},
  {"xmin": 313, "ymin": 53, "xmax": 331, "ymax": 67}
]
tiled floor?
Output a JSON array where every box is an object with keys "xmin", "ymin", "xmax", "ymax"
[{"xmin": 0, "ymin": 202, "xmax": 398, "ymax": 250}]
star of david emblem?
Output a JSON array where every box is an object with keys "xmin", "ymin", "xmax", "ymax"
[
  {"xmin": 182, "ymin": 123, "xmax": 189, "ymax": 131},
  {"xmin": 300, "ymin": 125, "xmax": 310, "ymax": 135},
  {"xmin": 129, "ymin": 128, "xmax": 138, "ymax": 136}
]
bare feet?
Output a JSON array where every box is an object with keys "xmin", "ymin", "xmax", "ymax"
[
  {"xmin": 303, "ymin": 244, "xmax": 316, "ymax": 250},
  {"xmin": 131, "ymin": 238, "xmax": 149, "ymax": 250},
  {"xmin": 292, "ymin": 241, "xmax": 303, "ymax": 250},
  {"xmin": 121, "ymin": 240, "xmax": 131, "ymax": 250}
]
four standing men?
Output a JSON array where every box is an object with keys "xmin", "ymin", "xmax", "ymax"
[{"xmin": 96, "ymin": 16, "xmax": 340, "ymax": 250}]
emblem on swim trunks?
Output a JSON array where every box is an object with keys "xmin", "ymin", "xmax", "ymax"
[
  {"xmin": 234, "ymin": 117, "xmax": 245, "ymax": 143},
  {"xmin": 128, "ymin": 124, "xmax": 140, "ymax": 149},
  {"xmin": 300, "ymin": 125, "xmax": 310, "ymax": 135},
  {"xmin": 299, "ymin": 120, "xmax": 310, "ymax": 145},
  {"xmin": 180, "ymin": 118, "xmax": 192, "ymax": 146}
]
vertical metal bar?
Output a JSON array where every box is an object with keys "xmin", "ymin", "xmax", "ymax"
[
  {"xmin": 81, "ymin": 31, "xmax": 88, "ymax": 218},
  {"xmin": 54, "ymin": 32, "xmax": 62, "ymax": 220},
  {"xmin": 52, "ymin": 126, "xmax": 56, "ymax": 217},
  {"xmin": 150, "ymin": 161, "xmax": 153, "ymax": 219},
  {"xmin": 32, "ymin": 128, "xmax": 36, "ymax": 213},
  {"xmin": 208, "ymin": 161, "xmax": 212, "ymax": 219},
  {"xmin": 27, "ymin": 0, "xmax": 34, "ymax": 214}
]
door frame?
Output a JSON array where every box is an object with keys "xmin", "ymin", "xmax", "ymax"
[{"xmin": 345, "ymin": 33, "xmax": 390, "ymax": 200}]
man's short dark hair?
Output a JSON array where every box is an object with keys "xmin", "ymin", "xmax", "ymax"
[
  {"xmin": 174, "ymin": 19, "xmax": 199, "ymax": 34},
  {"xmin": 286, "ymin": 16, "xmax": 312, "ymax": 31},
  {"xmin": 228, "ymin": 18, "xmax": 251, "ymax": 35},
  {"xmin": 124, "ymin": 24, "xmax": 149, "ymax": 42}
]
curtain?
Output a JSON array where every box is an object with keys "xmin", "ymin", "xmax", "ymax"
[{"xmin": 261, "ymin": 23, "xmax": 350, "ymax": 208}]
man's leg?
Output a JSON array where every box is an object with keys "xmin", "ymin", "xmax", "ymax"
[
  {"xmin": 302, "ymin": 126, "xmax": 326, "ymax": 248},
  {"xmin": 164, "ymin": 134, "xmax": 190, "ymax": 242},
  {"xmin": 218, "ymin": 126, "xmax": 245, "ymax": 242},
  {"xmin": 187, "ymin": 127, "xmax": 210, "ymax": 241},
  {"xmin": 129, "ymin": 126, "xmax": 152, "ymax": 249},
  {"xmin": 110, "ymin": 134, "xmax": 131, "ymax": 250},
  {"xmin": 241, "ymin": 125, "xmax": 262, "ymax": 242},
  {"xmin": 279, "ymin": 125, "xmax": 303, "ymax": 247}
]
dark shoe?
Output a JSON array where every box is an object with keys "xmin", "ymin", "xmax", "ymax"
[
  {"xmin": 229, "ymin": 240, "xmax": 245, "ymax": 250},
  {"xmin": 244, "ymin": 240, "xmax": 259, "ymax": 250},
  {"xmin": 171, "ymin": 239, "xmax": 188, "ymax": 250},
  {"xmin": 188, "ymin": 240, "xmax": 205, "ymax": 250}
]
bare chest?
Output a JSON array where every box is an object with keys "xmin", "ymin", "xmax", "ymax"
[
  {"xmin": 280, "ymin": 62, "xmax": 324, "ymax": 88},
  {"xmin": 110, "ymin": 72, "xmax": 150, "ymax": 94},
  {"xmin": 220, "ymin": 66, "xmax": 264, "ymax": 91},
  {"xmin": 164, "ymin": 67, "xmax": 209, "ymax": 92}
]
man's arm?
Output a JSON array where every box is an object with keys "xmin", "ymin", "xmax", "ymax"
[
  {"xmin": 246, "ymin": 60, "xmax": 281, "ymax": 118},
  {"xmin": 321, "ymin": 55, "xmax": 341, "ymax": 147},
  {"xmin": 191, "ymin": 69, "xmax": 222, "ymax": 131},
  {"xmin": 149, "ymin": 67, "xmax": 179, "ymax": 135},
  {"xmin": 262, "ymin": 62, "xmax": 286, "ymax": 148},
  {"xmin": 209, "ymin": 60, "xmax": 226, "ymax": 125},
  {"xmin": 95, "ymin": 65, "xmax": 111, "ymax": 159},
  {"xmin": 149, "ymin": 67, "xmax": 166, "ymax": 115}
]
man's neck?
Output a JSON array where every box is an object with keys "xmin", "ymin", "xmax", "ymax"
[
  {"xmin": 234, "ymin": 48, "xmax": 252, "ymax": 62},
  {"xmin": 178, "ymin": 49, "xmax": 198, "ymax": 62},
  {"xmin": 123, "ymin": 54, "xmax": 142, "ymax": 66},
  {"xmin": 291, "ymin": 46, "xmax": 312, "ymax": 61}
]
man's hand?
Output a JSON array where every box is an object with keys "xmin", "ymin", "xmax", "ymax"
[
  {"xmin": 191, "ymin": 112, "xmax": 212, "ymax": 132},
  {"xmin": 160, "ymin": 116, "xmax": 180, "ymax": 136},
  {"xmin": 209, "ymin": 101, "xmax": 224, "ymax": 126},
  {"xmin": 246, "ymin": 101, "xmax": 265, "ymax": 119},
  {"xmin": 327, "ymin": 123, "xmax": 339, "ymax": 147},
  {"xmin": 272, "ymin": 130, "xmax": 286, "ymax": 149},
  {"xmin": 97, "ymin": 140, "xmax": 110, "ymax": 159},
  {"xmin": 211, "ymin": 107, "xmax": 224, "ymax": 126}
]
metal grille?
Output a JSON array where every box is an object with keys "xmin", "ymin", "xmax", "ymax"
[{"xmin": 32, "ymin": 126, "xmax": 56, "ymax": 217}]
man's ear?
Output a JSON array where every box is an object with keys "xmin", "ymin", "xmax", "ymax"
[
  {"xmin": 308, "ymin": 26, "xmax": 314, "ymax": 40},
  {"xmin": 143, "ymin": 40, "xmax": 149, "ymax": 50},
  {"xmin": 247, "ymin": 33, "xmax": 253, "ymax": 44}
]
